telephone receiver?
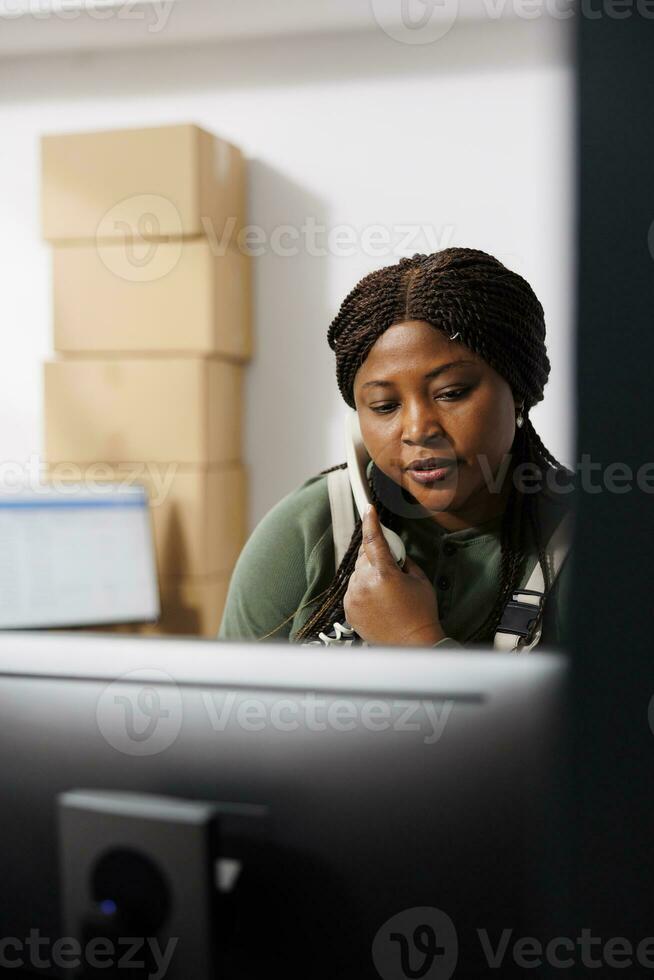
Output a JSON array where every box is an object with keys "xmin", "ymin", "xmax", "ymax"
[
  {"xmin": 300, "ymin": 412, "xmax": 407, "ymax": 644},
  {"xmin": 345, "ymin": 410, "xmax": 407, "ymax": 568}
]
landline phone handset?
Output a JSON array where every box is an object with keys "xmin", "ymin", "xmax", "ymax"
[
  {"xmin": 302, "ymin": 411, "xmax": 406, "ymax": 646},
  {"xmin": 306, "ymin": 412, "xmax": 573, "ymax": 650},
  {"xmin": 345, "ymin": 410, "xmax": 406, "ymax": 567}
]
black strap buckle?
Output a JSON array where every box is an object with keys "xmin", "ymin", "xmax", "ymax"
[{"xmin": 496, "ymin": 589, "xmax": 545, "ymax": 638}]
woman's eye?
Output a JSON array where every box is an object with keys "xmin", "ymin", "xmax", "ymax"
[
  {"xmin": 437, "ymin": 387, "xmax": 470, "ymax": 401},
  {"xmin": 371, "ymin": 388, "xmax": 470, "ymax": 414}
]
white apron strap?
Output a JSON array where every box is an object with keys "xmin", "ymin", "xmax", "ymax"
[
  {"xmin": 493, "ymin": 510, "xmax": 574, "ymax": 653},
  {"xmin": 327, "ymin": 467, "xmax": 356, "ymax": 572}
]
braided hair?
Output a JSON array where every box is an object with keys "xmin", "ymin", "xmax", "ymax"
[{"xmin": 293, "ymin": 247, "xmax": 565, "ymax": 645}]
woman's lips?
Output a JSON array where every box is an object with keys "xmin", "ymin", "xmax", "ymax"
[{"xmin": 406, "ymin": 463, "xmax": 456, "ymax": 485}]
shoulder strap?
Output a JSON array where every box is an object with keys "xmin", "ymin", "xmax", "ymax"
[
  {"xmin": 327, "ymin": 467, "xmax": 356, "ymax": 571},
  {"xmin": 328, "ymin": 466, "xmax": 572, "ymax": 652},
  {"xmin": 493, "ymin": 510, "xmax": 573, "ymax": 653}
]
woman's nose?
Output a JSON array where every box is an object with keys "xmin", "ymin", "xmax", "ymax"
[{"xmin": 400, "ymin": 402, "xmax": 446, "ymax": 445}]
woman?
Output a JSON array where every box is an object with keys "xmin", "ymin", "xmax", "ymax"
[{"xmin": 218, "ymin": 248, "xmax": 574, "ymax": 648}]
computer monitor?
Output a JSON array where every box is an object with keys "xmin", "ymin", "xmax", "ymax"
[
  {"xmin": 0, "ymin": 634, "xmax": 568, "ymax": 979},
  {"xmin": 0, "ymin": 484, "xmax": 159, "ymax": 629}
]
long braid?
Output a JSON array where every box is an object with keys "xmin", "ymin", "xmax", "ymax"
[
  {"xmin": 292, "ymin": 248, "xmax": 565, "ymax": 646},
  {"xmin": 464, "ymin": 414, "xmax": 568, "ymax": 644}
]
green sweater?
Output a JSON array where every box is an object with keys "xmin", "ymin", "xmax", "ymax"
[{"xmin": 218, "ymin": 462, "xmax": 573, "ymax": 649}]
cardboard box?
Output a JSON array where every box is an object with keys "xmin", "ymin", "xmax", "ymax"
[
  {"xmin": 44, "ymin": 358, "xmax": 242, "ymax": 465},
  {"xmin": 46, "ymin": 463, "xmax": 247, "ymax": 579},
  {"xmin": 144, "ymin": 575, "xmax": 232, "ymax": 638},
  {"xmin": 53, "ymin": 239, "xmax": 252, "ymax": 359},
  {"xmin": 41, "ymin": 124, "xmax": 245, "ymax": 244},
  {"xmin": 143, "ymin": 464, "xmax": 247, "ymax": 579}
]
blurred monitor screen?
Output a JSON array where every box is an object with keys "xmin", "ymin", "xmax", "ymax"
[{"xmin": 0, "ymin": 483, "xmax": 159, "ymax": 629}]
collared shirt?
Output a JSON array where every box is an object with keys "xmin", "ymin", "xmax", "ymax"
[{"xmin": 218, "ymin": 461, "xmax": 573, "ymax": 649}]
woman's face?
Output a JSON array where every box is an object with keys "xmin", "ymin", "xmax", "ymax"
[{"xmin": 352, "ymin": 319, "xmax": 521, "ymax": 531}]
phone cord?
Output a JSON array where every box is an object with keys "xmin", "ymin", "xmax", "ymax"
[{"xmin": 301, "ymin": 620, "xmax": 367, "ymax": 647}]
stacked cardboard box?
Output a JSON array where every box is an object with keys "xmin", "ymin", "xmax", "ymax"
[{"xmin": 41, "ymin": 124, "xmax": 251, "ymax": 636}]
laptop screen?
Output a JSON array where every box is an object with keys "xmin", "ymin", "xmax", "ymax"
[{"xmin": 0, "ymin": 483, "xmax": 160, "ymax": 628}]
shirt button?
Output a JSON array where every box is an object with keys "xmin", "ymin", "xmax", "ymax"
[
  {"xmin": 437, "ymin": 575, "xmax": 451, "ymax": 591},
  {"xmin": 443, "ymin": 542, "xmax": 456, "ymax": 556}
]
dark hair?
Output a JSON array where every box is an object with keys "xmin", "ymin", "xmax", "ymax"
[{"xmin": 293, "ymin": 247, "xmax": 564, "ymax": 645}]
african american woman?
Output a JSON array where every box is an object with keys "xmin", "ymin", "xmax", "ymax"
[{"xmin": 218, "ymin": 248, "xmax": 574, "ymax": 649}]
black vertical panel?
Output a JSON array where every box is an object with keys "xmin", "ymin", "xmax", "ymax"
[{"xmin": 572, "ymin": 11, "xmax": 654, "ymax": 954}]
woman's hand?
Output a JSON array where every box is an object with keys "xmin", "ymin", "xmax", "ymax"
[{"xmin": 343, "ymin": 504, "xmax": 446, "ymax": 646}]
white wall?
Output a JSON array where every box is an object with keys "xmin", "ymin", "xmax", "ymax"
[{"xmin": 0, "ymin": 15, "xmax": 575, "ymax": 529}]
